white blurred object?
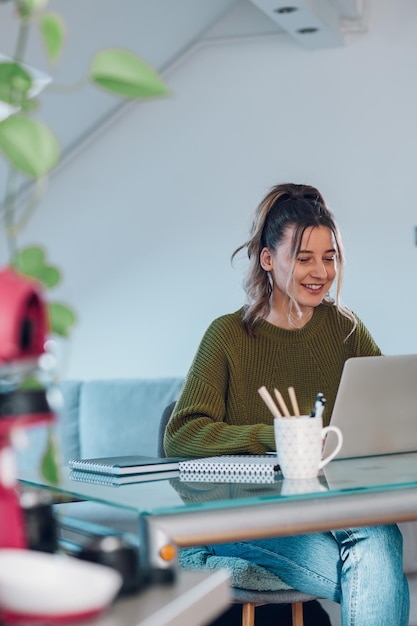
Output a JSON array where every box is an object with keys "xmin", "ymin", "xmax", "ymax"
[{"xmin": 0, "ymin": 549, "xmax": 122, "ymax": 622}]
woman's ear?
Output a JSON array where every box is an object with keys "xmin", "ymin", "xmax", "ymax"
[{"xmin": 260, "ymin": 247, "xmax": 273, "ymax": 271}]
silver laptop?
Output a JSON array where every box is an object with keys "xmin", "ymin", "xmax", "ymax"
[{"xmin": 322, "ymin": 354, "xmax": 417, "ymax": 459}]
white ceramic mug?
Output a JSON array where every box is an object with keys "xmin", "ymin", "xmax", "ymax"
[
  {"xmin": 274, "ymin": 416, "xmax": 343, "ymax": 480},
  {"xmin": 280, "ymin": 476, "xmax": 328, "ymax": 495}
]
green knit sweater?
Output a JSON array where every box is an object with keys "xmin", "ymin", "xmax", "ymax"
[{"xmin": 164, "ymin": 303, "xmax": 381, "ymax": 458}]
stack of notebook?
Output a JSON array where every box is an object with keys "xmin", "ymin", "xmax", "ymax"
[
  {"xmin": 68, "ymin": 455, "xmax": 185, "ymax": 487},
  {"xmin": 68, "ymin": 454, "xmax": 282, "ymax": 486}
]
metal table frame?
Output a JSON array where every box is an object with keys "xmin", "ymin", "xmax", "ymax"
[{"xmin": 140, "ymin": 484, "xmax": 417, "ymax": 569}]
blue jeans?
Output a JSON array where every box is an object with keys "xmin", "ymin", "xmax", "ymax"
[{"xmin": 210, "ymin": 525, "xmax": 409, "ymax": 626}]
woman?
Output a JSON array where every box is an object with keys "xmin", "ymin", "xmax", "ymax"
[{"xmin": 164, "ymin": 183, "xmax": 409, "ymax": 625}]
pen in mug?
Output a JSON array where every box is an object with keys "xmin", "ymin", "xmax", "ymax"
[
  {"xmin": 309, "ymin": 392, "xmax": 326, "ymax": 418},
  {"xmin": 315, "ymin": 396, "xmax": 326, "ymax": 419}
]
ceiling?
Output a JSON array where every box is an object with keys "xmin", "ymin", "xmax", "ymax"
[{"xmin": 0, "ymin": 0, "xmax": 369, "ymax": 201}]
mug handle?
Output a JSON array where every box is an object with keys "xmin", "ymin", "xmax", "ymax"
[{"xmin": 318, "ymin": 426, "xmax": 343, "ymax": 469}]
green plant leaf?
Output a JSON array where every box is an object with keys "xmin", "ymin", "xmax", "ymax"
[
  {"xmin": 12, "ymin": 245, "xmax": 61, "ymax": 288},
  {"xmin": 20, "ymin": 376, "xmax": 43, "ymax": 390},
  {"xmin": 48, "ymin": 302, "xmax": 77, "ymax": 337},
  {"xmin": 20, "ymin": 96, "xmax": 39, "ymax": 112},
  {"xmin": 90, "ymin": 48, "xmax": 168, "ymax": 99},
  {"xmin": 21, "ymin": 262, "xmax": 60, "ymax": 288},
  {"xmin": 40, "ymin": 427, "xmax": 60, "ymax": 485},
  {"xmin": 39, "ymin": 12, "xmax": 65, "ymax": 63},
  {"xmin": 32, "ymin": 264, "xmax": 60, "ymax": 288},
  {"xmin": 13, "ymin": 244, "xmax": 45, "ymax": 269},
  {"xmin": 0, "ymin": 62, "xmax": 32, "ymax": 106},
  {"xmin": 0, "ymin": 115, "xmax": 60, "ymax": 177}
]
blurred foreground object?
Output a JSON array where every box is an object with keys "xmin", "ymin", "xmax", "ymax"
[{"xmin": 0, "ymin": 267, "xmax": 57, "ymax": 549}]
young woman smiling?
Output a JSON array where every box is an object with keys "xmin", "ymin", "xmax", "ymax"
[{"xmin": 164, "ymin": 182, "xmax": 409, "ymax": 626}]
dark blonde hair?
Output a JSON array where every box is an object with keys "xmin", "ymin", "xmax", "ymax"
[{"xmin": 232, "ymin": 182, "xmax": 356, "ymax": 333}]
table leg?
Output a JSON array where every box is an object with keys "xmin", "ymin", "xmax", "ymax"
[{"xmin": 139, "ymin": 514, "xmax": 179, "ymax": 574}]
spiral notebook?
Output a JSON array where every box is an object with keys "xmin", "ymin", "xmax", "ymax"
[
  {"xmin": 69, "ymin": 468, "xmax": 180, "ymax": 487},
  {"xmin": 178, "ymin": 455, "xmax": 280, "ymax": 482},
  {"xmin": 68, "ymin": 455, "xmax": 185, "ymax": 476},
  {"xmin": 179, "ymin": 471, "xmax": 279, "ymax": 484}
]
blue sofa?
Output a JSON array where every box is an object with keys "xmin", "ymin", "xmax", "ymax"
[{"xmin": 18, "ymin": 378, "xmax": 185, "ymax": 471}]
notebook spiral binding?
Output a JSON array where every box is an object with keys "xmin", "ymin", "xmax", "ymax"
[{"xmin": 178, "ymin": 455, "xmax": 280, "ymax": 478}]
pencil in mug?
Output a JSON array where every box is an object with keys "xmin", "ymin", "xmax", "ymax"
[
  {"xmin": 273, "ymin": 388, "xmax": 291, "ymax": 418},
  {"xmin": 258, "ymin": 386, "xmax": 282, "ymax": 419},
  {"xmin": 288, "ymin": 386, "xmax": 300, "ymax": 417}
]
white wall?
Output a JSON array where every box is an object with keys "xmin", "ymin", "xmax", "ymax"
[{"xmin": 6, "ymin": 0, "xmax": 417, "ymax": 380}]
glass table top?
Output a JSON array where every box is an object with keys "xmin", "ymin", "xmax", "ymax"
[{"xmin": 19, "ymin": 451, "xmax": 417, "ymax": 517}]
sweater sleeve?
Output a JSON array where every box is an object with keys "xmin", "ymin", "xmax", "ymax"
[
  {"xmin": 163, "ymin": 316, "xmax": 275, "ymax": 458},
  {"xmin": 350, "ymin": 313, "xmax": 382, "ymax": 357}
]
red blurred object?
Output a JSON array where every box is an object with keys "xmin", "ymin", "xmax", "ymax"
[
  {"xmin": 0, "ymin": 267, "xmax": 49, "ymax": 364},
  {"xmin": 0, "ymin": 268, "xmax": 54, "ymax": 549},
  {"xmin": 0, "ymin": 461, "xmax": 27, "ymax": 549}
]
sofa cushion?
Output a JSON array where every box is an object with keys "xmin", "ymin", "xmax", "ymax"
[
  {"xmin": 58, "ymin": 381, "xmax": 83, "ymax": 463},
  {"xmin": 78, "ymin": 378, "xmax": 183, "ymax": 458},
  {"xmin": 16, "ymin": 381, "xmax": 82, "ymax": 470}
]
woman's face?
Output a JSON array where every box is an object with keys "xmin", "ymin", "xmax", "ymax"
[{"xmin": 260, "ymin": 224, "xmax": 337, "ymax": 309}]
